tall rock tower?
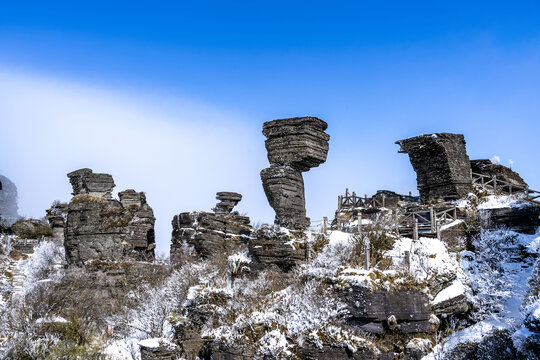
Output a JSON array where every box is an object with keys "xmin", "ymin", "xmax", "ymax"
[
  {"xmin": 260, "ymin": 117, "xmax": 330, "ymax": 230},
  {"xmin": 396, "ymin": 133, "xmax": 473, "ymax": 202}
]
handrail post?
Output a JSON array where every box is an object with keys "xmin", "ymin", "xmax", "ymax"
[
  {"xmin": 453, "ymin": 207, "xmax": 457, "ymax": 220},
  {"xmin": 323, "ymin": 217, "xmax": 328, "ymax": 233},
  {"xmin": 413, "ymin": 218, "xmax": 419, "ymax": 240},
  {"xmin": 436, "ymin": 221, "xmax": 441, "ymax": 239},
  {"xmin": 382, "ymin": 194, "xmax": 386, "ymax": 208},
  {"xmin": 430, "ymin": 206, "xmax": 435, "ymax": 233},
  {"xmin": 493, "ymin": 175, "xmax": 497, "ymax": 191},
  {"xmin": 364, "ymin": 236, "xmax": 370, "ymax": 270}
]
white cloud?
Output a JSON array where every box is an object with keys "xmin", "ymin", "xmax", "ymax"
[{"xmin": 0, "ymin": 67, "xmax": 273, "ymax": 253}]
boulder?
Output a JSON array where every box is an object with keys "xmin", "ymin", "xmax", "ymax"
[{"xmin": 396, "ymin": 133, "xmax": 473, "ymax": 202}]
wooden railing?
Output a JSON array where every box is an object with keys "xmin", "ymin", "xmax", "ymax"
[
  {"xmin": 337, "ymin": 189, "xmax": 388, "ymax": 211},
  {"xmin": 472, "ymin": 172, "xmax": 540, "ymax": 205},
  {"xmin": 337, "ymin": 206, "xmax": 459, "ymax": 240}
]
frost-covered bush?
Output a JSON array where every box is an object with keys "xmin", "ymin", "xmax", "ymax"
[
  {"xmin": 18, "ymin": 241, "xmax": 65, "ymax": 296},
  {"xmin": 115, "ymin": 262, "xmax": 202, "ymax": 340},
  {"xmin": 463, "ymin": 229, "xmax": 521, "ymax": 320}
]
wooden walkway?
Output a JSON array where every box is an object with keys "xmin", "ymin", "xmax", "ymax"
[{"xmin": 472, "ymin": 172, "xmax": 540, "ymax": 205}]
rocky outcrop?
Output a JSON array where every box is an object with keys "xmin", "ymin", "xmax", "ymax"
[
  {"xmin": 64, "ymin": 169, "xmax": 155, "ymax": 265},
  {"xmin": 46, "ymin": 202, "xmax": 68, "ymax": 241},
  {"xmin": 170, "ymin": 192, "xmax": 251, "ymax": 263},
  {"xmin": 396, "ymin": 133, "xmax": 473, "ymax": 202},
  {"xmin": 261, "ymin": 117, "xmax": 330, "ymax": 230},
  {"xmin": 248, "ymin": 225, "xmax": 308, "ymax": 272},
  {"xmin": 339, "ymin": 286, "xmax": 438, "ymax": 335},
  {"xmin": 139, "ymin": 338, "xmax": 180, "ymax": 360},
  {"xmin": 67, "ymin": 168, "xmax": 115, "ymax": 199},
  {"xmin": 371, "ymin": 190, "xmax": 420, "ymax": 209},
  {"xmin": 0, "ymin": 174, "xmax": 19, "ymax": 227},
  {"xmin": 479, "ymin": 204, "xmax": 540, "ymax": 235},
  {"xmin": 471, "ymin": 159, "xmax": 528, "ymax": 188},
  {"xmin": 118, "ymin": 190, "xmax": 156, "ymax": 255}
]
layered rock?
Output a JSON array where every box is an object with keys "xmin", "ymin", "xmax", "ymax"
[
  {"xmin": 67, "ymin": 168, "xmax": 115, "ymax": 199},
  {"xmin": 213, "ymin": 192, "xmax": 242, "ymax": 214},
  {"xmin": 46, "ymin": 202, "xmax": 68, "ymax": 241},
  {"xmin": 248, "ymin": 224, "xmax": 308, "ymax": 272},
  {"xmin": 396, "ymin": 133, "xmax": 473, "ymax": 202},
  {"xmin": 339, "ymin": 286, "xmax": 438, "ymax": 335},
  {"xmin": 0, "ymin": 174, "xmax": 19, "ymax": 226},
  {"xmin": 64, "ymin": 169, "xmax": 155, "ymax": 265},
  {"xmin": 139, "ymin": 339, "xmax": 179, "ymax": 360},
  {"xmin": 170, "ymin": 192, "xmax": 251, "ymax": 262},
  {"xmin": 471, "ymin": 159, "xmax": 528, "ymax": 188},
  {"xmin": 478, "ymin": 204, "xmax": 540, "ymax": 235},
  {"xmin": 260, "ymin": 117, "xmax": 330, "ymax": 230}
]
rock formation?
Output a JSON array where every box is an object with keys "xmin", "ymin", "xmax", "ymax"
[
  {"xmin": 170, "ymin": 192, "xmax": 251, "ymax": 263},
  {"xmin": 64, "ymin": 169, "xmax": 155, "ymax": 265},
  {"xmin": 46, "ymin": 202, "xmax": 68, "ymax": 241},
  {"xmin": 339, "ymin": 287, "xmax": 438, "ymax": 335},
  {"xmin": 260, "ymin": 117, "xmax": 330, "ymax": 230},
  {"xmin": 471, "ymin": 159, "xmax": 528, "ymax": 188},
  {"xmin": 0, "ymin": 174, "xmax": 19, "ymax": 226},
  {"xmin": 396, "ymin": 133, "xmax": 473, "ymax": 202},
  {"xmin": 67, "ymin": 168, "xmax": 115, "ymax": 199},
  {"xmin": 248, "ymin": 224, "xmax": 308, "ymax": 272}
]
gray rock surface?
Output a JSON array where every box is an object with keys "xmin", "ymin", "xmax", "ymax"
[
  {"xmin": 46, "ymin": 202, "xmax": 68, "ymax": 241},
  {"xmin": 140, "ymin": 340, "xmax": 179, "ymax": 360},
  {"xmin": 396, "ymin": 133, "xmax": 473, "ymax": 202},
  {"xmin": 170, "ymin": 192, "xmax": 251, "ymax": 263},
  {"xmin": 479, "ymin": 204, "xmax": 540, "ymax": 234},
  {"xmin": 248, "ymin": 224, "xmax": 307, "ymax": 272},
  {"xmin": 339, "ymin": 286, "xmax": 437, "ymax": 334},
  {"xmin": 0, "ymin": 174, "xmax": 19, "ymax": 226},
  {"xmin": 471, "ymin": 159, "xmax": 528, "ymax": 188},
  {"xmin": 260, "ymin": 117, "xmax": 330, "ymax": 230},
  {"xmin": 67, "ymin": 168, "xmax": 115, "ymax": 199},
  {"xmin": 64, "ymin": 169, "xmax": 155, "ymax": 265}
]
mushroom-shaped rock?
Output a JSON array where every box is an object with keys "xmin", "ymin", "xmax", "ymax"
[{"xmin": 260, "ymin": 117, "xmax": 330, "ymax": 230}]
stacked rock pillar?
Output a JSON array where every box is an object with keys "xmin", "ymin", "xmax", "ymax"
[{"xmin": 260, "ymin": 117, "xmax": 330, "ymax": 230}]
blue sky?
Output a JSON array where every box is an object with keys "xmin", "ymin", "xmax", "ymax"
[{"xmin": 1, "ymin": 1, "xmax": 539, "ymax": 253}]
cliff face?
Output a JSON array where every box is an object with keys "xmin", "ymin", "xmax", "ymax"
[
  {"xmin": 260, "ymin": 117, "xmax": 330, "ymax": 230},
  {"xmin": 396, "ymin": 133, "xmax": 473, "ymax": 202}
]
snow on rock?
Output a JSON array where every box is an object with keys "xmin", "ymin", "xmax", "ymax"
[
  {"xmin": 139, "ymin": 337, "xmax": 176, "ymax": 349},
  {"xmin": 477, "ymin": 194, "xmax": 527, "ymax": 210},
  {"xmin": 432, "ymin": 279, "xmax": 465, "ymax": 305}
]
